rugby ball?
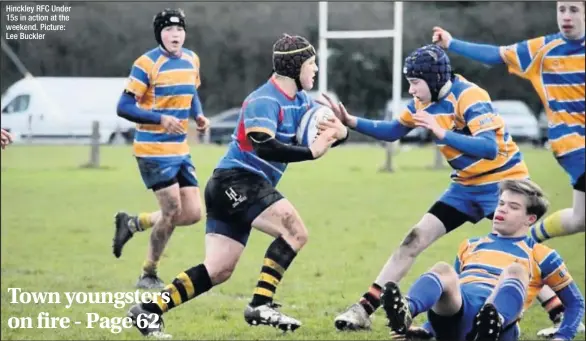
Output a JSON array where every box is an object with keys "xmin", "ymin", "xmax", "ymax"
[{"xmin": 296, "ymin": 106, "xmax": 335, "ymax": 146}]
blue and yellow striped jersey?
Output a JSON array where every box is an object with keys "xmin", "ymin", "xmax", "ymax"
[
  {"xmin": 455, "ymin": 234, "xmax": 574, "ymax": 311},
  {"xmin": 500, "ymin": 33, "xmax": 585, "ymax": 158},
  {"xmin": 125, "ymin": 46, "xmax": 202, "ymax": 158},
  {"xmin": 399, "ymin": 75, "xmax": 529, "ymax": 186}
]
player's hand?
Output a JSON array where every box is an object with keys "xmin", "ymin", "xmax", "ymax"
[
  {"xmin": 413, "ymin": 110, "xmax": 446, "ymax": 140},
  {"xmin": 160, "ymin": 115, "xmax": 184, "ymax": 134},
  {"xmin": 315, "ymin": 94, "xmax": 357, "ymax": 128},
  {"xmin": 1, "ymin": 129, "xmax": 13, "ymax": 150},
  {"xmin": 390, "ymin": 326, "xmax": 434, "ymax": 340},
  {"xmin": 309, "ymin": 128, "xmax": 337, "ymax": 159},
  {"xmin": 432, "ymin": 26, "xmax": 453, "ymax": 49},
  {"xmin": 195, "ymin": 115, "xmax": 210, "ymax": 132},
  {"xmin": 317, "ymin": 115, "xmax": 348, "ymax": 140}
]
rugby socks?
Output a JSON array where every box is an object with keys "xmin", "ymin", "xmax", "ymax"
[
  {"xmin": 542, "ymin": 295, "xmax": 565, "ymax": 323},
  {"xmin": 142, "ymin": 260, "xmax": 159, "ymax": 276},
  {"xmin": 359, "ymin": 284, "xmax": 382, "ymax": 315},
  {"xmin": 492, "ymin": 278, "xmax": 526, "ymax": 326},
  {"xmin": 250, "ymin": 237, "xmax": 297, "ymax": 307},
  {"xmin": 126, "ymin": 213, "xmax": 153, "ymax": 233},
  {"xmin": 405, "ymin": 272, "xmax": 444, "ymax": 317},
  {"xmin": 530, "ymin": 210, "xmax": 565, "ymax": 242},
  {"xmin": 138, "ymin": 212, "xmax": 154, "ymax": 230},
  {"xmin": 143, "ymin": 264, "xmax": 213, "ymax": 314}
]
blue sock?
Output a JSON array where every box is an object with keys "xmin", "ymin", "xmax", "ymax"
[
  {"xmin": 491, "ymin": 278, "xmax": 526, "ymax": 326},
  {"xmin": 406, "ymin": 272, "xmax": 444, "ymax": 317}
]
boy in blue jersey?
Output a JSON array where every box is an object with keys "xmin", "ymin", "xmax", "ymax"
[
  {"xmin": 383, "ymin": 179, "xmax": 584, "ymax": 341},
  {"xmin": 327, "ymin": 44, "xmax": 533, "ymax": 331},
  {"xmin": 112, "ymin": 9, "xmax": 210, "ymax": 289},
  {"xmin": 124, "ymin": 34, "xmax": 349, "ymax": 338},
  {"xmin": 433, "ymin": 3, "xmax": 585, "ymax": 336}
]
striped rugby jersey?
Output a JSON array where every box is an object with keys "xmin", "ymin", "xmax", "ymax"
[
  {"xmin": 500, "ymin": 33, "xmax": 585, "ymax": 158},
  {"xmin": 399, "ymin": 75, "xmax": 529, "ymax": 186},
  {"xmin": 125, "ymin": 46, "xmax": 202, "ymax": 158}
]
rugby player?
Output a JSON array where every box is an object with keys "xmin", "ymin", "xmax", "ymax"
[{"xmin": 112, "ymin": 8, "xmax": 210, "ymax": 289}]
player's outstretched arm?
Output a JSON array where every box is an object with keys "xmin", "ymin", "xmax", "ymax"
[
  {"xmin": 432, "ymin": 26, "xmax": 503, "ymax": 65},
  {"xmin": 554, "ymin": 282, "xmax": 585, "ymax": 340},
  {"xmin": 117, "ymin": 91, "xmax": 162, "ymax": 124},
  {"xmin": 353, "ymin": 118, "xmax": 412, "ymax": 142},
  {"xmin": 317, "ymin": 94, "xmax": 411, "ymax": 142}
]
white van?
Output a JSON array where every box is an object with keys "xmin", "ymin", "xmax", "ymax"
[{"xmin": 1, "ymin": 76, "xmax": 136, "ymax": 145}]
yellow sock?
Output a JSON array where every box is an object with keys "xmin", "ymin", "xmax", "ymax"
[
  {"xmin": 138, "ymin": 213, "xmax": 153, "ymax": 230},
  {"xmin": 142, "ymin": 260, "xmax": 159, "ymax": 276},
  {"xmin": 530, "ymin": 210, "xmax": 565, "ymax": 242}
]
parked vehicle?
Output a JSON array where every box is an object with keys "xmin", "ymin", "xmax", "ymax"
[
  {"xmin": 492, "ymin": 100, "xmax": 539, "ymax": 144},
  {"xmin": 1, "ymin": 76, "xmax": 136, "ymax": 145}
]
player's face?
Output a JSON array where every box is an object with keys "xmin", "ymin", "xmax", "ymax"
[
  {"xmin": 299, "ymin": 56, "xmax": 318, "ymax": 91},
  {"xmin": 557, "ymin": 2, "xmax": 585, "ymax": 40},
  {"xmin": 161, "ymin": 25, "xmax": 186, "ymax": 55},
  {"xmin": 493, "ymin": 190, "xmax": 537, "ymax": 236},
  {"xmin": 407, "ymin": 78, "xmax": 431, "ymax": 103}
]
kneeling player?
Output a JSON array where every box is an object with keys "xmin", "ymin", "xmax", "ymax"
[
  {"xmin": 382, "ymin": 179, "xmax": 585, "ymax": 341},
  {"xmin": 125, "ymin": 34, "xmax": 348, "ymax": 338}
]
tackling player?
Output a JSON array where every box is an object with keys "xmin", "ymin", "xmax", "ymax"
[
  {"xmin": 321, "ymin": 44, "xmax": 531, "ymax": 331},
  {"xmin": 111, "ymin": 8, "xmax": 210, "ymax": 289},
  {"xmin": 433, "ymin": 3, "xmax": 585, "ymax": 335},
  {"xmin": 382, "ymin": 179, "xmax": 584, "ymax": 341},
  {"xmin": 124, "ymin": 34, "xmax": 348, "ymax": 338}
]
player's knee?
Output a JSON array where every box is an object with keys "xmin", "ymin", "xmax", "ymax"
[
  {"xmin": 175, "ymin": 207, "xmax": 202, "ymax": 226},
  {"xmin": 503, "ymin": 263, "xmax": 529, "ymax": 284},
  {"xmin": 431, "ymin": 261, "xmax": 457, "ymax": 277},
  {"xmin": 399, "ymin": 226, "xmax": 427, "ymax": 257},
  {"xmin": 430, "ymin": 261, "xmax": 458, "ymax": 285}
]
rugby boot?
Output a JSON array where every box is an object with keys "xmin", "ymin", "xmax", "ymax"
[
  {"xmin": 112, "ymin": 211, "xmax": 140, "ymax": 258},
  {"xmin": 244, "ymin": 302, "xmax": 302, "ymax": 332},
  {"xmin": 334, "ymin": 303, "xmax": 372, "ymax": 331},
  {"xmin": 136, "ymin": 273, "xmax": 165, "ymax": 290},
  {"xmin": 127, "ymin": 303, "xmax": 171, "ymax": 339},
  {"xmin": 381, "ymin": 281, "xmax": 413, "ymax": 335},
  {"xmin": 466, "ymin": 303, "xmax": 501, "ymax": 341}
]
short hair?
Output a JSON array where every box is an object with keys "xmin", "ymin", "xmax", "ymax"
[{"xmin": 499, "ymin": 179, "xmax": 549, "ymax": 221}]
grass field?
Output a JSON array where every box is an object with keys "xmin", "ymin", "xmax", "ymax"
[{"xmin": 1, "ymin": 144, "xmax": 584, "ymax": 340}]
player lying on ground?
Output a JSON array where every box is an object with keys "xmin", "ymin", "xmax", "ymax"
[
  {"xmin": 318, "ymin": 44, "xmax": 533, "ymax": 331},
  {"xmin": 124, "ymin": 34, "xmax": 349, "ymax": 338},
  {"xmin": 1, "ymin": 129, "xmax": 13, "ymax": 150},
  {"xmin": 433, "ymin": 5, "xmax": 585, "ymax": 334},
  {"xmin": 382, "ymin": 179, "xmax": 585, "ymax": 341},
  {"xmin": 112, "ymin": 8, "xmax": 210, "ymax": 289}
]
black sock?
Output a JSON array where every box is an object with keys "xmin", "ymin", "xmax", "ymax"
[
  {"xmin": 143, "ymin": 264, "xmax": 213, "ymax": 314},
  {"xmin": 359, "ymin": 283, "xmax": 382, "ymax": 315},
  {"xmin": 250, "ymin": 237, "xmax": 297, "ymax": 307}
]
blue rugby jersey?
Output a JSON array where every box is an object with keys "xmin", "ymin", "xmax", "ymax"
[{"xmin": 215, "ymin": 76, "xmax": 316, "ymax": 186}]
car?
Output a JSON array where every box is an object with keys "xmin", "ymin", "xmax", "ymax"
[
  {"xmin": 205, "ymin": 107, "xmax": 240, "ymax": 144},
  {"xmin": 491, "ymin": 100, "xmax": 540, "ymax": 144},
  {"xmin": 203, "ymin": 90, "xmax": 341, "ymax": 145}
]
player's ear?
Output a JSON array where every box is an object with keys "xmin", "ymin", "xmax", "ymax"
[{"xmin": 527, "ymin": 214, "xmax": 537, "ymax": 226}]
